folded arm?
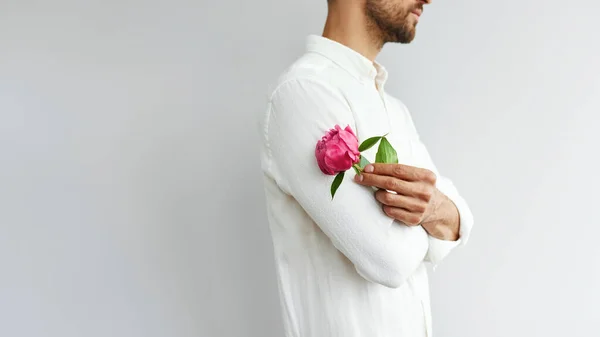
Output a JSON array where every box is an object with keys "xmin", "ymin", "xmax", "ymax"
[{"xmin": 264, "ymin": 77, "xmax": 429, "ymax": 288}]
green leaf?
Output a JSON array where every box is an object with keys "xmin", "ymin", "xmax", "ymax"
[
  {"xmin": 330, "ymin": 171, "xmax": 345, "ymax": 199},
  {"xmin": 359, "ymin": 155, "xmax": 370, "ymax": 169},
  {"xmin": 358, "ymin": 136, "xmax": 382, "ymax": 152},
  {"xmin": 375, "ymin": 137, "xmax": 398, "ymax": 164},
  {"xmin": 352, "ymin": 164, "xmax": 361, "ymax": 175}
]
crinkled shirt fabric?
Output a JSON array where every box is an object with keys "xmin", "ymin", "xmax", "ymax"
[{"xmin": 256, "ymin": 35, "xmax": 474, "ymax": 337}]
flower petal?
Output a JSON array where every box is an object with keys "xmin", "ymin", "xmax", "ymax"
[
  {"xmin": 338, "ymin": 129, "xmax": 360, "ymax": 155},
  {"xmin": 344, "ymin": 125, "xmax": 357, "ymax": 138}
]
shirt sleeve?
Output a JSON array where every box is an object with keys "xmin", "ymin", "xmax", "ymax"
[{"xmin": 264, "ymin": 77, "xmax": 429, "ymax": 288}]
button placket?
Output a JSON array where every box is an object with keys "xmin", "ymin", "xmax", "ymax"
[{"xmin": 377, "ymin": 84, "xmax": 392, "ymax": 134}]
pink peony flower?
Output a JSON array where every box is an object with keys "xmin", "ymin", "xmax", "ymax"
[{"xmin": 315, "ymin": 124, "xmax": 360, "ymax": 175}]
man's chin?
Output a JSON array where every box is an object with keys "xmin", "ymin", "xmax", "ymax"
[{"xmin": 395, "ymin": 30, "xmax": 416, "ymax": 44}]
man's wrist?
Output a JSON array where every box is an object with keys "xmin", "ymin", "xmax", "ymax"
[{"xmin": 421, "ymin": 189, "xmax": 460, "ymax": 241}]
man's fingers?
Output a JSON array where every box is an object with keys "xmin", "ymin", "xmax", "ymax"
[
  {"xmin": 381, "ymin": 205, "xmax": 422, "ymax": 226},
  {"xmin": 364, "ymin": 163, "xmax": 436, "ymax": 184},
  {"xmin": 354, "ymin": 172, "xmax": 412, "ymax": 195},
  {"xmin": 355, "ymin": 173, "xmax": 434, "ymax": 200},
  {"xmin": 375, "ymin": 189, "xmax": 427, "ymax": 213}
]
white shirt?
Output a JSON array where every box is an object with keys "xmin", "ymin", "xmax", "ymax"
[{"xmin": 256, "ymin": 35, "xmax": 474, "ymax": 337}]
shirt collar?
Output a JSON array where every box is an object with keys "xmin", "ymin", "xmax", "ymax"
[{"xmin": 305, "ymin": 34, "xmax": 388, "ymax": 87}]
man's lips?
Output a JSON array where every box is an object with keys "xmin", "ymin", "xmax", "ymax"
[{"xmin": 410, "ymin": 8, "xmax": 422, "ymax": 22}]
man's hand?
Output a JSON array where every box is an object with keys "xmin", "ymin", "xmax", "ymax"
[{"xmin": 353, "ymin": 163, "xmax": 460, "ymax": 241}]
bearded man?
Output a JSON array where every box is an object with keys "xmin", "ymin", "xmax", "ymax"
[{"xmin": 256, "ymin": 1, "xmax": 474, "ymax": 336}]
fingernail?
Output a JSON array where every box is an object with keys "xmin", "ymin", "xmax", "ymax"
[
  {"xmin": 354, "ymin": 174, "xmax": 363, "ymax": 182},
  {"xmin": 364, "ymin": 165, "xmax": 374, "ymax": 173}
]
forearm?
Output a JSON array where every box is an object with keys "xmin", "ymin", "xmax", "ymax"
[
  {"xmin": 421, "ymin": 188, "xmax": 460, "ymax": 241},
  {"xmin": 267, "ymin": 78, "xmax": 431, "ymax": 288}
]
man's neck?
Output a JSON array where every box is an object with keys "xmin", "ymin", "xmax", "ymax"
[{"xmin": 322, "ymin": 3, "xmax": 383, "ymax": 62}]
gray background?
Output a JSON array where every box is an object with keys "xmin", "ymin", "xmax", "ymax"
[{"xmin": 1, "ymin": 0, "xmax": 599, "ymax": 336}]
